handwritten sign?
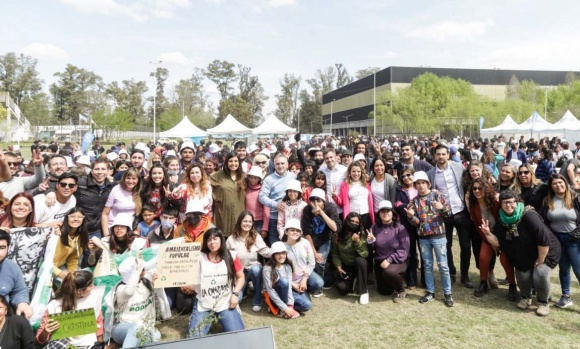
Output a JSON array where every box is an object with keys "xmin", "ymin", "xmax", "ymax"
[
  {"xmin": 49, "ymin": 308, "xmax": 97, "ymax": 340},
  {"xmin": 155, "ymin": 242, "xmax": 201, "ymax": 288}
]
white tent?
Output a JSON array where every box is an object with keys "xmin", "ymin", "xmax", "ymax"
[
  {"xmin": 512, "ymin": 111, "xmax": 558, "ymax": 139},
  {"xmin": 550, "ymin": 110, "xmax": 580, "ymax": 142},
  {"xmin": 480, "ymin": 115, "xmax": 521, "ymax": 139},
  {"xmin": 160, "ymin": 116, "xmax": 207, "ymax": 138},
  {"xmin": 207, "ymin": 114, "xmax": 252, "ymax": 135},
  {"xmin": 252, "ymin": 115, "xmax": 296, "ymax": 134}
]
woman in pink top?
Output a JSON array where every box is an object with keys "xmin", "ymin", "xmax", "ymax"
[
  {"xmin": 101, "ymin": 168, "xmax": 142, "ymax": 234},
  {"xmin": 277, "ymin": 180, "xmax": 308, "ymax": 240},
  {"xmin": 245, "ymin": 167, "xmax": 269, "ymax": 237},
  {"xmin": 332, "ymin": 162, "xmax": 375, "ymax": 229}
]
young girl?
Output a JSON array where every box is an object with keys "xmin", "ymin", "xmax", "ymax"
[
  {"xmin": 53, "ymin": 207, "xmax": 89, "ymax": 282},
  {"xmin": 277, "ymin": 180, "xmax": 308, "ymax": 240},
  {"xmin": 262, "ymin": 241, "xmax": 301, "ymax": 318},
  {"xmin": 297, "ymin": 172, "xmax": 309, "ymax": 194},
  {"xmin": 245, "ymin": 167, "xmax": 269, "ymax": 236},
  {"xmin": 226, "ymin": 212, "xmax": 270, "ymax": 312},
  {"xmin": 135, "ymin": 205, "xmax": 160, "ymax": 237},
  {"xmin": 101, "ymin": 167, "xmax": 143, "ymax": 235},
  {"xmin": 112, "ymin": 256, "xmax": 160, "ymax": 348},
  {"xmin": 303, "ymin": 171, "xmax": 329, "ymax": 204},
  {"xmin": 283, "ymin": 219, "xmax": 320, "ymax": 311},
  {"xmin": 36, "ymin": 270, "xmax": 103, "ymax": 348},
  {"xmin": 333, "ymin": 161, "xmax": 375, "ymax": 229},
  {"xmin": 141, "ymin": 164, "xmax": 171, "ymax": 217}
]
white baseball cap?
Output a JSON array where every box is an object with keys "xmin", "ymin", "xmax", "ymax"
[
  {"xmin": 186, "ymin": 200, "xmax": 208, "ymax": 214},
  {"xmin": 378, "ymin": 200, "xmax": 393, "ymax": 211},
  {"xmin": 286, "ymin": 179, "xmax": 302, "ymax": 194}
]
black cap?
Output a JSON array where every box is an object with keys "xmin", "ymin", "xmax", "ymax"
[{"xmin": 341, "ymin": 149, "xmax": 353, "ymax": 157}]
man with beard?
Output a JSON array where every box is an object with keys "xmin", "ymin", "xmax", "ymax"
[
  {"xmin": 234, "ymin": 141, "xmax": 251, "ymax": 173},
  {"xmin": 308, "ymin": 147, "xmax": 324, "ymax": 168},
  {"xmin": 0, "ymin": 149, "xmax": 45, "ymax": 199},
  {"xmin": 130, "ymin": 149, "xmax": 147, "ymax": 178},
  {"xmin": 179, "ymin": 142, "xmax": 196, "ymax": 173},
  {"xmin": 394, "ymin": 143, "xmax": 433, "ymax": 179}
]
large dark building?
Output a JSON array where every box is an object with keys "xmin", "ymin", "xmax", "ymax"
[{"xmin": 322, "ymin": 66, "xmax": 573, "ymax": 136}]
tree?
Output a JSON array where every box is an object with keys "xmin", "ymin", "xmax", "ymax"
[
  {"xmin": 0, "ymin": 53, "xmax": 43, "ymax": 106},
  {"xmin": 106, "ymin": 79, "xmax": 148, "ymax": 122},
  {"xmin": 205, "ymin": 60, "xmax": 237, "ymax": 100},
  {"xmin": 218, "ymin": 96, "xmax": 253, "ymax": 127},
  {"xmin": 506, "ymin": 74, "xmax": 520, "ymax": 100},
  {"xmin": 50, "ymin": 64, "xmax": 104, "ymax": 123},
  {"xmin": 335, "ymin": 63, "xmax": 353, "ymax": 88},
  {"xmin": 238, "ymin": 64, "xmax": 267, "ymax": 125},
  {"xmin": 275, "ymin": 74, "xmax": 301, "ymax": 126},
  {"xmin": 19, "ymin": 92, "xmax": 53, "ymax": 133},
  {"xmin": 148, "ymin": 67, "xmax": 169, "ymax": 124},
  {"xmin": 90, "ymin": 108, "xmax": 133, "ymax": 140},
  {"xmin": 355, "ymin": 67, "xmax": 381, "ymax": 80},
  {"xmin": 298, "ymin": 89, "xmax": 321, "ymax": 133}
]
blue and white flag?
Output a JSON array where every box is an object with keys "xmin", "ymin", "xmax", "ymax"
[
  {"xmin": 479, "ymin": 116, "xmax": 485, "ymax": 130},
  {"xmin": 81, "ymin": 131, "xmax": 95, "ymax": 153},
  {"xmin": 79, "ymin": 113, "xmax": 89, "ymax": 122}
]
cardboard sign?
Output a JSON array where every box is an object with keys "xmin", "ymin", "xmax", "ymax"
[
  {"xmin": 49, "ymin": 308, "xmax": 97, "ymax": 340},
  {"xmin": 155, "ymin": 243, "xmax": 201, "ymax": 288}
]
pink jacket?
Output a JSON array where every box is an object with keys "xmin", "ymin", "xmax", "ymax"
[
  {"xmin": 245, "ymin": 183, "xmax": 270, "ymax": 232},
  {"xmin": 332, "ymin": 181, "xmax": 375, "ymax": 225}
]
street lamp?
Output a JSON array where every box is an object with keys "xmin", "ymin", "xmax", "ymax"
[
  {"xmin": 310, "ymin": 121, "xmax": 314, "ymax": 133},
  {"xmin": 149, "ymin": 60, "xmax": 162, "ymax": 144},
  {"xmin": 342, "ymin": 114, "xmax": 353, "ymax": 136}
]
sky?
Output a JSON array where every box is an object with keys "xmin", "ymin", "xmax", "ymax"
[{"xmin": 3, "ymin": 0, "xmax": 580, "ymax": 117}]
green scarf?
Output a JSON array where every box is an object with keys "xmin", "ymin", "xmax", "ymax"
[{"xmin": 499, "ymin": 202, "xmax": 525, "ymax": 240}]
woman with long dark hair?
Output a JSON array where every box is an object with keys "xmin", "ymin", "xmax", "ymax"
[
  {"xmin": 226, "ymin": 211, "xmax": 270, "ymax": 312},
  {"xmin": 0, "ymin": 295, "xmax": 35, "ymax": 349},
  {"xmin": 539, "ymin": 173, "xmax": 580, "ymax": 309},
  {"xmin": 468, "ymin": 178, "xmax": 516, "ymax": 299},
  {"xmin": 172, "ymin": 163, "xmax": 213, "ymax": 223},
  {"xmin": 36, "ymin": 270, "xmax": 103, "ymax": 348},
  {"xmin": 141, "ymin": 163, "xmax": 171, "ymax": 218},
  {"xmin": 53, "ymin": 207, "xmax": 89, "ymax": 281},
  {"xmin": 209, "ymin": 153, "xmax": 245, "ymax": 236},
  {"xmin": 331, "ymin": 212, "xmax": 369, "ymax": 304},
  {"xmin": 188, "ymin": 228, "xmax": 245, "ymax": 337},
  {"xmin": 332, "ymin": 162, "xmax": 375, "ymax": 229}
]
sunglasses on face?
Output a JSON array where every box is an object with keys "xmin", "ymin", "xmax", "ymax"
[
  {"xmin": 255, "ymin": 161, "xmax": 267, "ymax": 165},
  {"xmin": 7, "ymin": 162, "xmax": 19, "ymax": 166},
  {"xmin": 472, "ymin": 186, "xmax": 482, "ymax": 192},
  {"xmin": 59, "ymin": 183, "xmax": 77, "ymax": 189},
  {"xmin": 518, "ymin": 171, "xmax": 530, "ymax": 175}
]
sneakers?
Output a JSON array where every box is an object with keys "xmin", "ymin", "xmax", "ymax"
[
  {"xmin": 444, "ymin": 294, "xmax": 454, "ymax": 307},
  {"xmin": 312, "ymin": 289, "xmax": 323, "ymax": 298},
  {"xmin": 419, "ymin": 292, "xmax": 435, "ymax": 304},
  {"xmin": 555, "ymin": 294, "xmax": 573, "ymax": 309},
  {"xmin": 359, "ymin": 292, "xmax": 369, "ymax": 305},
  {"xmin": 252, "ymin": 305, "xmax": 262, "ymax": 312},
  {"xmin": 536, "ymin": 302, "xmax": 550, "ymax": 317},
  {"xmin": 393, "ymin": 291, "xmax": 406, "ymax": 303},
  {"xmin": 517, "ymin": 297, "xmax": 532, "ymax": 310}
]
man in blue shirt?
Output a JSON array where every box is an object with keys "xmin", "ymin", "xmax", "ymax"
[
  {"xmin": 0, "ymin": 231, "xmax": 32, "ymax": 318},
  {"xmin": 506, "ymin": 140, "xmax": 527, "ymax": 164}
]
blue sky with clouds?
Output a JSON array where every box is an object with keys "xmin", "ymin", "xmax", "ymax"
[{"xmin": 3, "ymin": 0, "xmax": 580, "ymax": 115}]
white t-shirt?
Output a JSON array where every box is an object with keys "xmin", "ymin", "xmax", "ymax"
[{"xmin": 34, "ymin": 194, "xmax": 77, "ymax": 225}]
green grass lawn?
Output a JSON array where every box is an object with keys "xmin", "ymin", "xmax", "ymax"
[{"xmin": 157, "ymin": 238, "xmax": 580, "ymax": 349}]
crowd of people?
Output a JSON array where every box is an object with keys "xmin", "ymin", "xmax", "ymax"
[{"xmin": 0, "ymin": 132, "xmax": 578, "ymax": 349}]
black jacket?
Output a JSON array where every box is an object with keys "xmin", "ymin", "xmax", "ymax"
[{"xmin": 75, "ymin": 175, "xmax": 115, "ymax": 233}]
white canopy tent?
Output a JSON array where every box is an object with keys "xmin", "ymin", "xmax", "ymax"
[
  {"xmin": 252, "ymin": 115, "xmax": 296, "ymax": 134},
  {"xmin": 207, "ymin": 114, "xmax": 252, "ymax": 135},
  {"xmin": 512, "ymin": 111, "xmax": 558, "ymax": 139},
  {"xmin": 549, "ymin": 110, "xmax": 580, "ymax": 142},
  {"xmin": 479, "ymin": 115, "xmax": 521, "ymax": 139},
  {"xmin": 159, "ymin": 116, "xmax": 207, "ymax": 138}
]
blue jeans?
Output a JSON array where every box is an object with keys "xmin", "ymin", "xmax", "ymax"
[
  {"xmin": 112, "ymin": 322, "xmax": 161, "ymax": 348},
  {"xmin": 275, "ymin": 278, "xmax": 311, "ymax": 312},
  {"xmin": 240, "ymin": 264, "xmax": 263, "ymax": 306},
  {"xmin": 188, "ymin": 300, "xmax": 245, "ymax": 337},
  {"xmin": 314, "ymin": 240, "xmax": 331, "ymax": 278},
  {"xmin": 255, "ymin": 220, "xmax": 264, "ymax": 233},
  {"xmin": 268, "ymin": 217, "xmax": 279, "ymax": 246},
  {"xmin": 419, "ymin": 236, "xmax": 452, "ymax": 295},
  {"xmin": 555, "ymin": 232, "xmax": 580, "ymax": 295}
]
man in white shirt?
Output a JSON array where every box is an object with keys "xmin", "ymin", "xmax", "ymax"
[
  {"xmin": 34, "ymin": 172, "xmax": 78, "ymax": 228},
  {"xmin": 321, "ymin": 150, "xmax": 347, "ymax": 216},
  {"xmin": 427, "ymin": 144, "xmax": 478, "ymax": 289}
]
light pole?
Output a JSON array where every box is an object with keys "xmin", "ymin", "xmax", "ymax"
[
  {"xmin": 149, "ymin": 60, "xmax": 162, "ymax": 144},
  {"xmin": 330, "ymin": 99, "xmax": 336, "ymax": 136},
  {"xmin": 342, "ymin": 114, "xmax": 353, "ymax": 136},
  {"xmin": 310, "ymin": 121, "xmax": 313, "ymax": 133}
]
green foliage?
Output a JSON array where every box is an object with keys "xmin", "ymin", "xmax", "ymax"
[
  {"xmin": 90, "ymin": 108, "xmax": 133, "ymax": 140},
  {"xmin": 49, "ymin": 64, "xmax": 104, "ymax": 122},
  {"xmin": 205, "ymin": 60, "xmax": 237, "ymax": 100},
  {"xmin": 275, "ymin": 74, "xmax": 301, "ymax": 126},
  {"xmin": 217, "ymin": 96, "xmax": 253, "ymax": 127},
  {"xmin": 0, "ymin": 52, "xmax": 43, "ymax": 106},
  {"xmin": 148, "ymin": 67, "xmax": 169, "ymax": 123},
  {"xmin": 0, "ymin": 104, "xmax": 7, "ymax": 120},
  {"xmin": 355, "ymin": 67, "xmax": 381, "ymax": 80},
  {"xmin": 298, "ymin": 89, "xmax": 321, "ymax": 133},
  {"xmin": 106, "ymin": 79, "xmax": 148, "ymax": 122}
]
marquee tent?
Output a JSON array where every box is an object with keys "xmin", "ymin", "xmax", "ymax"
[
  {"xmin": 479, "ymin": 115, "xmax": 521, "ymax": 139},
  {"xmin": 549, "ymin": 110, "xmax": 580, "ymax": 142},
  {"xmin": 207, "ymin": 114, "xmax": 252, "ymax": 135},
  {"xmin": 252, "ymin": 115, "xmax": 296, "ymax": 134},
  {"xmin": 159, "ymin": 116, "xmax": 207, "ymax": 138},
  {"xmin": 512, "ymin": 111, "xmax": 559, "ymax": 139}
]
